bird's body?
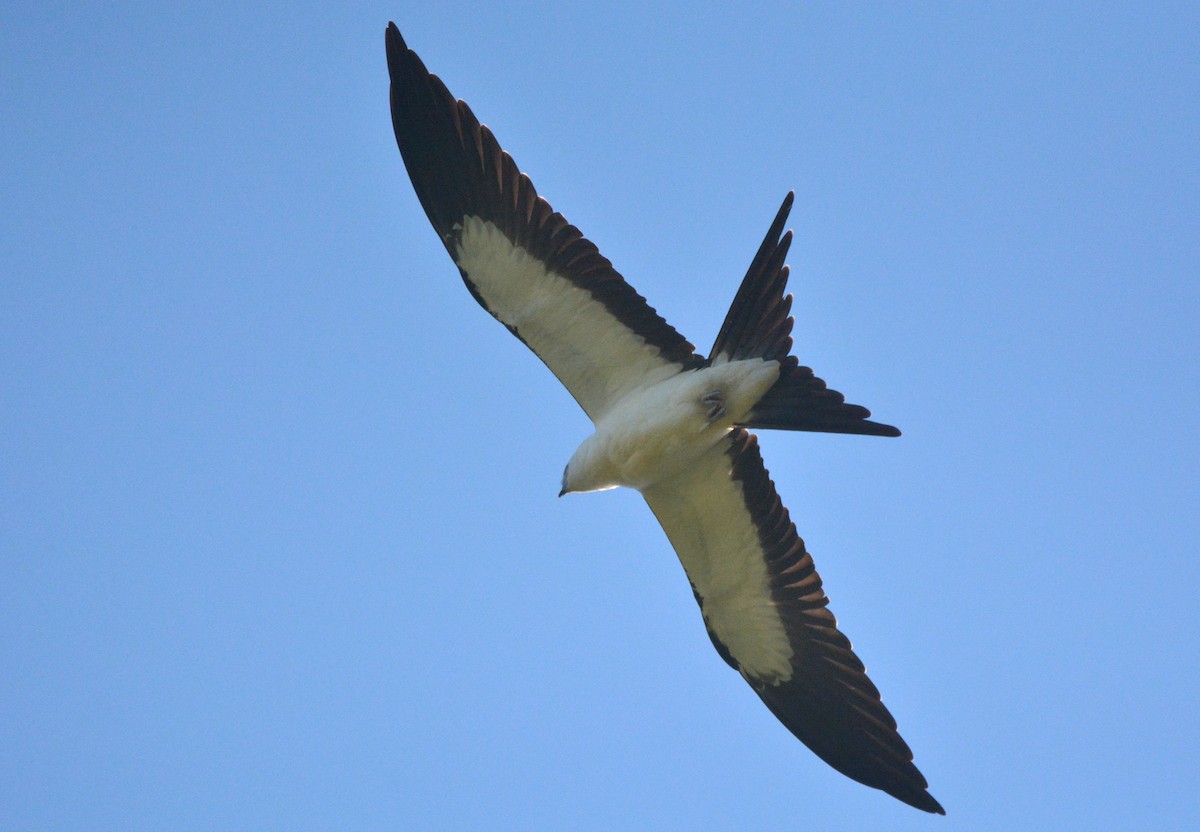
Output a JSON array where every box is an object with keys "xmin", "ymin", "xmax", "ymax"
[
  {"xmin": 386, "ymin": 22, "xmax": 943, "ymax": 814},
  {"xmin": 563, "ymin": 359, "xmax": 779, "ymax": 494}
]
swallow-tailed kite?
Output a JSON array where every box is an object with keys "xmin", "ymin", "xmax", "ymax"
[{"xmin": 385, "ymin": 22, "xmax": 942, "ymax": 814}]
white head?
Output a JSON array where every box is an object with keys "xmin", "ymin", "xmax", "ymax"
[{"xmin": 558, "ymin": 434, "xmax": 618, "ymax": 497}]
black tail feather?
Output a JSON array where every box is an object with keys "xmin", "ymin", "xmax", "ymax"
[
  {"xmin": 710, "ymin": 193, "xmax": 901, "ymax": 438},
  {"xmin": 744, "ymin": 359, "xmax": 901, "ymax": 437},
  {"xmin": 710, "ymin": 192, "xmax": 796, "ymax": 363}
]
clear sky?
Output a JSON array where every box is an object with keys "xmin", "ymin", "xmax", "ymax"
[{"xmin": 3, "ymin": 2, "xmax": 1198, "ymax": 830}]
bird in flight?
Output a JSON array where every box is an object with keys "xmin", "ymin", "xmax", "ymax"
[{"xmin": 385, "ymin": 22, "xmax": 942, "ymax": 814}]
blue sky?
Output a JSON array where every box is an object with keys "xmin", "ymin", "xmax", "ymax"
[{"xmin": 3, "ymin": 2, "xmax": 1198, "ymax": 829}]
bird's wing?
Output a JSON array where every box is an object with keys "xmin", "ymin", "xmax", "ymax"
[
  {"xmin": 642, "ymin": 428, "xmax": 943, "ymax": 814},
  {"xmin": 386, "ymin": 24, "xmax": 703, "ymax": 421}
]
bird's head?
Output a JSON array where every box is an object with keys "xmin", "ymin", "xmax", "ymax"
[{"xmin": 558, "ymin": 436, "xmax": 618, "ymax": 497}]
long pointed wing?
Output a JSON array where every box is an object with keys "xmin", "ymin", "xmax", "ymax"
[
  {"xmin": 642, "ymin": 429, "xmax": 943, "ymax": 814},
  {"xmin": 386, "ymin": 24, "xmax": 703, "ymax": 420}
]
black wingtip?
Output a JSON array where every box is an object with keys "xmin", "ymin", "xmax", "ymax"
[
  {"xmin": 385, "ymin": 24, "xmax": 413, "ymax": 91},
  {"xmin": 875, "ymin": 774, "xmax": 944, "ymax": 814},
  {"xmin": 902, "ymin": 787, "xmax": 946, "ymax": 815},
  {"xmin": 874, "ymin": 421, "xmax": 902, "ymax": 438},
  {"xmin": 385, "ymin": 21, "xmax": 403, "ymax": 55}
]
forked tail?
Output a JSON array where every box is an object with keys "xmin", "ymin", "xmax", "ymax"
[{"xmin": 708, "ymin": 193, "xmax": 900, "ymax": 438}]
